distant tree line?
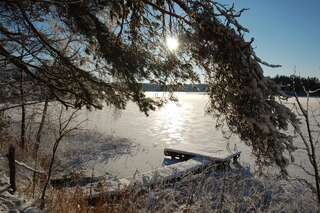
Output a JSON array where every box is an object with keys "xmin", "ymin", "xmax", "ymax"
[
  {"xmin": 270, "ymin": 75, "xmax": 320, "ymax": 96},
  {"xmin": 142, "ymin": 83, "xmax": 207, "ymax": 92},
  {"xmin": 143, "ymin": 75, "xmax": 320, "ymax": 96}
]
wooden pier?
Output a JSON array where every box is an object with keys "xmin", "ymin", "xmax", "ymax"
[
  {"xmin": 49, "ymin": 145, "xmax": 241, "ymax": 205},
  {"xmin": 87, "ymin": 146, "xmax": 241, "ymax": 204},
  {"xmin": 164, "ymin": 145, "xmax": 241, "ymax": 164}
]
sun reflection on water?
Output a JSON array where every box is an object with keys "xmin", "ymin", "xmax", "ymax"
[{"xmin": 158, "ymin": 101, "xmax": 184, "ymax": 145}]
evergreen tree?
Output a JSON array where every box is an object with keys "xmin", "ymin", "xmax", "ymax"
[{"xmin": 0, "ymin": 0, "xmax": 298, "ymax": 172}]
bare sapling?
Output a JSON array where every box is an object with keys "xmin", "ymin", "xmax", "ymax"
[
  {"xmin": 19, "ymin": 71, "xmax": 26, "ymax": 149},
  {"xmin": 290, "ymin": 76, "xmax": 320, "ymax": 204},
  {"xmin": 40, "ymin": 104, "xmax": 85, "ymax": 209},
  {"xmin": 32, "ymin": 96, "xmax": 49, "ymax": 197}
]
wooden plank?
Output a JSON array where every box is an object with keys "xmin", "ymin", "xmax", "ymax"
[
  {"xmin": 50, "ymin": 176, "xmax": 104, "ymax": 188},
  {"xmin": 132, "ymin": 158, "xmax": 207, "ymax": 185},
  {"xmin": 163, "ymin": 149, "xmax": 194, "ymax": 161},
  {"xmin": 164, "ymin": 145, "xmax": 240, "ymax": 163}
]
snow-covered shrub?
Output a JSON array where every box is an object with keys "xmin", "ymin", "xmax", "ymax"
[{"xmin": 123, "ymin": 166, "xmax": 318, "ymax": 212}]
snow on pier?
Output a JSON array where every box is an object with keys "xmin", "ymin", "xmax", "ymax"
[{"xmin": 85, "ymin": 146, "xmax": 241, "ymax": 204}]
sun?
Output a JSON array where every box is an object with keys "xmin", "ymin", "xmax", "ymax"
[{"xmin": 166, "ymin": 36, "xmax": 179, "ymax": 51}]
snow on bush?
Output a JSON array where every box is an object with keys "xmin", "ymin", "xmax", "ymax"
[{"xmin": 122, "ymin": 166, "xmax": 318, "ymax": 212}]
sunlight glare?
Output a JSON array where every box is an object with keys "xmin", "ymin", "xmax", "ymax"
[
  {"xmin": 159, "ymin": 101, "xmax": 184, "ymax": 145},
  {"xmin": 166, "ymin": 36, "xmax": 179, "ymax": 51}
]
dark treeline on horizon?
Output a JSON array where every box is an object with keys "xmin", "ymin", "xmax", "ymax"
[
  {"xmin": 142, "ymin": 75, "xmax": 320, "ymax": 96},
  {"xmin": 142, "ymin": 83, "xmax": 207, "ymax": 92},
  {"xmin": 270, "ymin": 75, "xmax": 320, "ymax": 96},
  {"xmin": 1, "ymin": 63, "xmax": 319, "ymax": 96}
]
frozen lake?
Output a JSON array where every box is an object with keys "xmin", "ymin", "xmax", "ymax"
[
  {"xmin": 6, "ymin": 93, "xmax": 319, "ymax": 180},
  {"xmin": 73, "ymin": 92, "xmax": 319, "ymax": 180},
  {"xmin": 75, "ymin": 93, "xmax": 255, "ymax": 177}
]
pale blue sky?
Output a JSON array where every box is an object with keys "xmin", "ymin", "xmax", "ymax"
[{"xmin": 221, "ymin": 0, "xmax": 320, "ymax": 78}]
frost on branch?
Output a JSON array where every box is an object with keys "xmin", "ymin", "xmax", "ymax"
[
  {"xmin": 0, "ymin": 0, "xmax": 299, "ymax": 171},
  {"xmin": 180, "ymin": 2, "xmax": 299, "ymax": 172}
]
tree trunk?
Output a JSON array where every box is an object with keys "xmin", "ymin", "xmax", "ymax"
[
  {"xmin": 40, "ymin": 137, "xmax": 61, "ymax": 209},
  {"xmin": 32, "ymin": 97, "xmax": 48, "ymax": 198},
  {"xmin": 20, "ymin": 71, "xmax": 25, "ymax": 149},
  {"xmin": 34, "ymin": 97, "xmax": 48, "ymax": 156}
]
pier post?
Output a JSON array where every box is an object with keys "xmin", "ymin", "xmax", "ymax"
[{"xmin": 7, "ymin": 144, "xmax": 16, "ymax": 193}]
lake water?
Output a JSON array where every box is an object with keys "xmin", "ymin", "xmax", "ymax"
[
  {"xmin": 76, "ymin": 93, "xmax": 257, "ymax": 177},
  {"xmin": 7, "ymin": 92, "xmax": 318, "ymax": 180}
]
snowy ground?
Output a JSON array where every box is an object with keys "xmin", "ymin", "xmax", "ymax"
[
  {"xmin": 0, "ymin": 171, "xmax": 40, "ymax": 212},
  {"xmin": 1, "ymin": 94, "xmax": 319, "ymax": 212},
  {"xmin": 102, "ymin": 165, "xmax": 318, "ymax": 212}
]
